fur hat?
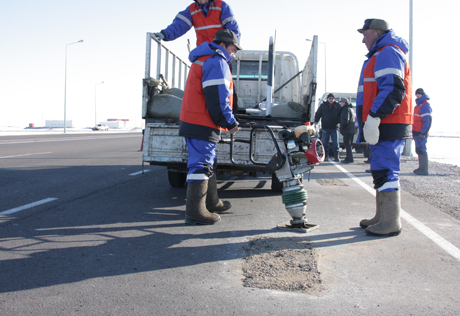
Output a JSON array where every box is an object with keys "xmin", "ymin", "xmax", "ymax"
[{"xmin": 358, "ymin": 19, "xmax": 390, "ymax": 33}]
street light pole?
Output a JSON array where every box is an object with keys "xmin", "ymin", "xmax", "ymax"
[
  {"xmin": 95, "ymin": 81, "xmax": 104, "ymax": 126},
  {"xmin": 306, "ymin": 39, "xmax": 327, "ymax": 93},
  {"xmin": 322, "ymin": 42, "xmax": 327, "ymax": 93},
  {"xmin": 404, "ymin": 0, "xmax": 414, "ymax": 156},
  {"xmin": 64, "ymin": 40, "xmax": 83, "ymax": 133}
]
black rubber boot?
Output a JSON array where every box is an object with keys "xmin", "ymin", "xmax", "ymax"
[
  {"xmin": 360, "ymin": 191, "xmax": 381, "ymax": 228},
  {"xmin": 206, "ymin": 174, "xmax": 231, "ymax": 213},
  {"xmin": 415, "ymin": 155, "xmax": 429, "ymax": 175},
  {"xmin": 185, "ymin": 181, "xmax": 220, "ymax": 225},
  {"xmin": 413, "ymin": 154, "xmax": 421, "ymax": 173},
  {"xmin": 333, "ymin": 151, "xmax": 340, "ymax": 162}
]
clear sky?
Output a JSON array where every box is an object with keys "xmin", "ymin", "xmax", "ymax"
[{"xmin": 1, "ymin": 0, "xmax": 458, "ymax": 133}]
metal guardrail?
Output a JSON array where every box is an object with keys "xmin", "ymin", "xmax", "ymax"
[
  {"xmin": 142, "ymin": 33, "xmax": 191, "ymax": 118},
  {"xmin": 144, "ymin": 32, "xmax": 190, "ymax": 90}
]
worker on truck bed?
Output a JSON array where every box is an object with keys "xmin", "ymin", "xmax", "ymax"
[
  {"xmin": 179, "ymin": 29, "xmax": 241, "ymax": 225},
  {"xmin": 153, "ymin": 0, "xmax": 241, "ymax": 47}
]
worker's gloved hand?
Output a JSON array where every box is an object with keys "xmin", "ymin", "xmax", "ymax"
[
  {"xmin": 153, "ymin": 32, "xmax": 164, "ymax": 40},
  {"xmin": 229, "ymin": 125, "xmax": 240, "ymax": 135},
  {"xmin": 363, "ymin": 115, "xmax": 381, "ymax": 145},
  {"xmin": 418, "ymin": 133, "xmax": 426, "ymax": 139}
]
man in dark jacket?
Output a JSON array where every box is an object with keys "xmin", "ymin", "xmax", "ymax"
[
  {"xmin": 314, "ymin": 93, "xmax": 341, "ymax": 161},
  {"xmin": 339, "ymin": 98, "xmax": 356, "ymax": 163}
]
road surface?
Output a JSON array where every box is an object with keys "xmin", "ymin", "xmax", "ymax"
[{"xmin": 1, "ymin": 132, "xmax": 459, "ymax": 315}]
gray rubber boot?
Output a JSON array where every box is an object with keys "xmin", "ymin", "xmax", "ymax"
[
  {"xmin": 413, "ymin": 154, "xmax": 421, "ymax": 173},
  {"xmin": 415, "ymin": 155, "xmax": 429, "ymax": 175},
  {"xmin": 359, "ymin": 191, "xmax": 381, "ymax": 228},
  {"xmin": 365, "ymin": 190, "xmax": 402, "ymax": 236},
  {"xmin": 185, "ymin": 181, "xmax": 220, "ymax": 225},
  {"xmin": 206, "ymin": 174, "xmax": 231, "ymax": 213}
]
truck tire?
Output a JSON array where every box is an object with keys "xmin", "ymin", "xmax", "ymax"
[
  {"xmin": 271, "ymin": 174, "xmax": 283, "ymax": 192},
  {"xmin": 168, "ymin": 169, "xmax": 187, "ymax": 188}
]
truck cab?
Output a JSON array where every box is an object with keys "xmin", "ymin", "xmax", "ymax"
[{"xmin": 231, "ymin": 51, "xmax": 301, "ymax": 108}]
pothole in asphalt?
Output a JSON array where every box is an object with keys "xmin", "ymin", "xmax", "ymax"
[
  {"xmin": 316, "ymin": 179, "xmax": 347, "ymax": 186},
  {"xmin": 241, "ymin": 236, "xmax": 324, "ymax": 294}
]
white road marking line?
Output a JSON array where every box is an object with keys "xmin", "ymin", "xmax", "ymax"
[
  {"xmin": 0, "ymin": 198, "xmax": 58, "ymax": 216},
  {"xmin": 0, "ymin": 135, "xmax": 140, "ymax": 145},
  {"xmin": 334, "ymin": 162, "xmax": 460, "ymax": 262},
  {"xmin": 0, "ymin": 152, "xmax": 51, "ymax": 159},
  {"xmin": 129, "ymin": 170, "xmax": 150, "ymax": 176}
]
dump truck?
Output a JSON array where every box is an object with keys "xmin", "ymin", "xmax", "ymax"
[{"xmin": 141, "ymin": 33, "xmax": 325, "ymax": 230}]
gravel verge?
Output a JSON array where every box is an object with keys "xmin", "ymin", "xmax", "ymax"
[{"xmin": 400, "ymin": 156, "xmax": 460, "ymax": 221}]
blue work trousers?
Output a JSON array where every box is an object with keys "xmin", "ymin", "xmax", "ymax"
[
  {"xmin": 413, "ymin": 134, "xmax": 428, "ymax": 155},
  {"xmin": 185, "ymin": 137, "xmax": 216, "ymax": 183},
  {"xmin": 322, "ymin": 129, "xmax": 339, "ymax": 154},
  {"xmin": 370, "ymin": 140, "xmax": 405, "ymax": 192}
]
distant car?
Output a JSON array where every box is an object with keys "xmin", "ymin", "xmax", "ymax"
[{"xmin": 92, "ymin": 124, "xmax": 109, "ymax": 131}]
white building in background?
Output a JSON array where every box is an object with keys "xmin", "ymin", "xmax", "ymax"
[
  {"xmin": 45, "ymin": 120, "xmax": 74, "ymax": 128},
  {"xmin": 42, "ymin": 118, "xmax": 135, "ymax": 129},
  {"xmin": 103, "ymin": 119, "xmax": 134, "ymax": 129}
]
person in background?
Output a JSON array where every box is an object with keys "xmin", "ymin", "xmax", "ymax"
[
  {"xmin": 314, "ymin": 93, "xmax": 341, "ymax": 162},
  {"xmin": 412, "ymin": 88, "xmax": 432, "ymax": 175},
  {"xmin": 179, "ymin": 29, "xmax": 241, "ymax": 225},
  {"xmin": 152, "ymin": 0, "xmax": 241, "ymax": 47},
  {"xmin": 356, "ymin": 18, "xmax": 413, "ymax": 237},
  {"xmin": 339, "ymin": 98, "xmax": 356, "ymax": 164}
]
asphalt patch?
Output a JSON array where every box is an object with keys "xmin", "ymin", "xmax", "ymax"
[{"xmin": 241, "ymin": 236, "xmax": 324, "ymax": 294}]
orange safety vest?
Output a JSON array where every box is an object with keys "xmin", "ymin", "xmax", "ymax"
[
  {"xmin": 180, "ymin": 55, "xmax": 233, "ymax": 131},
  {"xmin": 362, "ymin": 45, "xmax": 413, "ymax": 124},
  {"xmin": 190, "ymin": 0, "xmax": 225, "ymax": 46},
  {"xmin": 413, "ymin": 100, "xmax": 429, "ymax": 132}
]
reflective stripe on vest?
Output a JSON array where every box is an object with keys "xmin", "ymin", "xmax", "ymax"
[
  {"xmin": 413, "ymin": 100, "xmax": 429, "ymax": 132},
  {"xmin": 180, "ymin": 55, "xmax": 233, "ymax": 131},
  {"xmin": 362, "ymin": 45, "xmax": 413, "ymax": 124},
  {"xmin": 190, "ymin": 0, "xmax": 225, "ymax": 46}
]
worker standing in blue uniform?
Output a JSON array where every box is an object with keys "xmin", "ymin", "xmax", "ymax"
[
  {"xmin": 412, "ymin": 88, "xmax": 432, "ymax": 175},
  {"xmin": 179, "ymin": 29, "xmax": 241, "ymax": 225},
  {"xmin": 356, "ymin": 19, "xmax": 413, "ymax": 237},
  {"xmin": 152, "ymin": 0, "xmax": 241, "ymax": 47}
]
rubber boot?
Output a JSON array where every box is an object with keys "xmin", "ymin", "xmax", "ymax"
[
  {"xmin": 206, "ymin": 174, "xmax": 231, "ymax": 213},
  {"xmin": 365, "ymin": 190, "xmax": 402, "ymax": 236},
  {"xmin": 185, "ymin": 181, "xmax": 220, "ymax": 225},
  {"xmin": 413, "ymin": 154, "xmax": 421, "ymax": 173},
  {"xmin": 359, "ymin": 191, "xmax": 381, "ymax": 228},
  {"xmin": 333, "ymin": 151, "xmax": 340, "ymax": 162},
  {"xmin": 415, "ymin": 155, "xmax": 429, "ymax": 175}
]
